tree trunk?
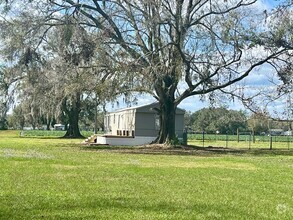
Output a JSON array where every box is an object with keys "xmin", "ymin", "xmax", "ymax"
[
  {"xmin": 46, "ymin": 113, "xmax": 51, "ymax": 130},
  {"xmin": 63, "ymin": 94, "xmax": 84, "ymax": 138},
  {"xmin": 153, "ymin": 70, "xmax": 178, "ymax": 144},
  {"xmin": 64, "ymin": 107, "xmax": 83, "ymax": 138},
  {"xmin": 46, "ymin": 122, "xmax": 50, "ymax": 131},
  {"xmin": 156, "ymin": 99, "xmax": 176, "ymax": 144},
  {"xmin": 0, "ymin": 119, "xmax": 8, "ymax": 130}
]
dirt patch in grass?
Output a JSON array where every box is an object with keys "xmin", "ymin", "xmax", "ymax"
[
  {"xmin": 81, "ymin": 144, "xmax": 293, "ymax": 157},
  {"xmin": 128, "ymin": 145, "xmax": 247, "ymax": 156}
]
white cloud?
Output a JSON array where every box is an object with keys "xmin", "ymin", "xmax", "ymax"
[
  {"xmin": 179, "ymin": 96, "xmax": 209, "ymax": 112},
  {"xmin": 240, "ymin": 64, "xmax": 281, "ymax": 86}
]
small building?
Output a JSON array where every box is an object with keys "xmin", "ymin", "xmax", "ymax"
[
  {"xmin": 284, "ymin": 130, "xmax": 292, "ymax": 136},
  {"xmin": 91, "ymin": 102, "xmax": 185, "ymax": 146},
  {"xmin": 268, "ymin": 129, "xmax": 284, "ymax": 136},
  {"xmin": 54, "ymin": 124, "xmax": 65, "ymax": 131}
]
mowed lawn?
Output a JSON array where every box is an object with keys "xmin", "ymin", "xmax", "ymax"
[{"xmin": 0, "ymin": 131, "xmax": 293, "ymax": 219}]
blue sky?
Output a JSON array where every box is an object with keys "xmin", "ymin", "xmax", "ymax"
[
  {"xmin": 108, "ymin": 0, "xmax": 290, "ymax": 115},
  {"xmin": 265, "ymin": 0, "xmax": 287, "ymax": 8}
]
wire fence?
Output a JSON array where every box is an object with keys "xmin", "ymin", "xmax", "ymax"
[{"xmin": 187, "ymin": 132, "xmax": 293, "ymax": 150}]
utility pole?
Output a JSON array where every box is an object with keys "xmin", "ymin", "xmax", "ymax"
[
  {"xmin": 94, "ymin": 92, "xmax": 98, "ymax": 134},
  {"xmin": 287, "ymin": 94, "xmax": 292, "ymax": 149}
]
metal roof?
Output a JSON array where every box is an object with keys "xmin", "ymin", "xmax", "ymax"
[{"xmin": 108, "ymin": 102, "xmax": 185, "ymax": 114}]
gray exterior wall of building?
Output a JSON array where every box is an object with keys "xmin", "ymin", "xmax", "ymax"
[
  {"xmin": 136, "ymin": 103, "xmax": 185, "ymax": 114},
  {"xmin": 104, "ymin": 102, "xmax": 185, "ymax": 138},
  {"xmin": 135, "ymin": 112, "xmax": 185, "ymax": 138},
  {"xmin": 135, "ymin": 112, "xmax": 158, "ymax": 137},
  {"xmin": 175, "ymin": 114, "xmax": 184, "ymax": 138}
]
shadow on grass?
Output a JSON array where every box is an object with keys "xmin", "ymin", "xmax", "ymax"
[
  {"xmin": 80, "ymin": 144, "xmax": 293, "ymax": 157},
  {"xmin": 1, "ymin": 194, "xmax": 252, "ymax": 220},
  {"xmin": 19, "ymin": 136, "xmax": 64, "ymax": 139}
]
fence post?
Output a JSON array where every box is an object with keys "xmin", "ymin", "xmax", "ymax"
[
  {"xmin": 202, "ymin": 130, "xmax": 205, "ymax": 147},
  {"xmin": 182, "ymin": 129, "xmax": 187, "ymax": 146},
  {"xmin": 249, "ymin": 133, "xmax": 251, "ymax": 150},
  {"xmin": 226, "ymin": 132, "xmax": 228, "ymax": 148},
  {"xmin": 269, "ymin": 136, "xmax": 273, "ymax": 150}
]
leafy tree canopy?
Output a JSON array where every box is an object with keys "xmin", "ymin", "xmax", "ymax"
[
  {"xmin": 0, "ymin": 0, "xmax": 292, "ymax": 143},
  {"xmin": 188, "ymin": 107, "xmax": 247, "ymax": 134}
]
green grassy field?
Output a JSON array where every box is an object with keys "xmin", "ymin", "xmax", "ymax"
[
  {"xmin": 0, "ymin": 130, "xmax": 293, "ymax": 219},
  {"xmin": 20, "ymin": 130, "xmax": 94, "ymax": 138}
]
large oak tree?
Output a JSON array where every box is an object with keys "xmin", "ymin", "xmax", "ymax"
[
  {"xmin": 1, "ymin": 0, "xmax": 292, "ymax": 143},
  {"xmin": 47, "ymin": 0, "xmax": 291, "ymax": 144},
  {"xmin": 0, "ymin": 6, "xmax": 119, "ymax": 137}
]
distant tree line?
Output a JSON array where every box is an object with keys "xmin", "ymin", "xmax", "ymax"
[
  {"xmin": 185, "ymin": 108, "xmax": 292, "ymax": 135},
  {"xmin": 7, "ymin": 105, "xmax": 106, "ymax": 132}
]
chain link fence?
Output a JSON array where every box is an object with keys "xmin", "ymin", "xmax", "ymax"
[{"xmin": 187, "ymin": 131, "xmax": 293, "ymax": 149}]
